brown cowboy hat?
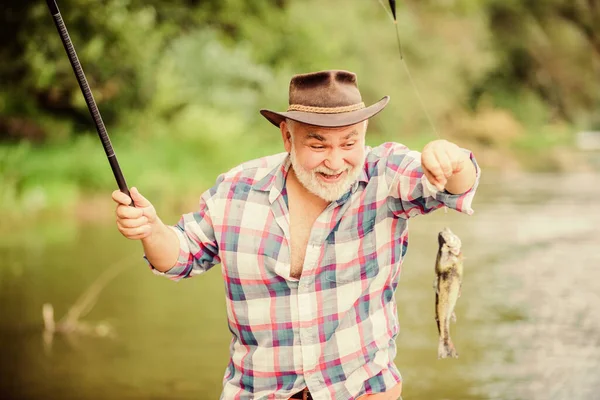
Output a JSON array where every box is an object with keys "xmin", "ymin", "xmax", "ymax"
[{"xmin": 260, "ymin": 70, "xmax": 389, "ymax": 128}]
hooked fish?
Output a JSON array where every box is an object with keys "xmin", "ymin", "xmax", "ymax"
[{"xmin": 434, "ymin": 227, "xmax": 463, "ymax": 359}]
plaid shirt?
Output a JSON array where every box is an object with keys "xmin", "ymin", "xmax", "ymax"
[{"xmin": 150, "ymin": 142, "xmax": 480, "ymax": 399}]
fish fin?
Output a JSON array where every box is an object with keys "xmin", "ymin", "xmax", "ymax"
[
  {"xmin": 433, "ymin": 278, "xmax": 439, "ymax": 294},
  {"xmin": 451, "ymin": 311, "xmax": 457, "ymax": 323}
]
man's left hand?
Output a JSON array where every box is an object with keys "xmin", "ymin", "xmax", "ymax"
[{"xmin": 421, "ymin": 139, "xmax": 470, "ymax": 192}]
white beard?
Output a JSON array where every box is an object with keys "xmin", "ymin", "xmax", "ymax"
[{"xmin": 289, "ymin": 144, "xmax": 364, "ymax": 202}]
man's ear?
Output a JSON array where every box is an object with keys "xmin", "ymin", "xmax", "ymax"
[{"xmin": 280, "ymin": 120, "xmax": 292, "ymax": 153}]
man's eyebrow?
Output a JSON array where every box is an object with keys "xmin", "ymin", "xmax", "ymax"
[
  {"xmin": 343, "ymin": 131, "xmax": 359, "ymax": 140},
  {"xmin": 305, "ymin": 132, "xmax": 327, "ymax": 141},
  {"xmin": 305, "ymin": 130, "xmax": 359, "ymax": 142}
]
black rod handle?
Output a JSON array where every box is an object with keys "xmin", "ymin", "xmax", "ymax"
[{"xmin": 108, "ymin": 155, "xmax": 130, "ymax": 199}]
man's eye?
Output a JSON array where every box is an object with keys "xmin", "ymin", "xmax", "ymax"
[
  {"xmin": 344, "ymin": 142, "xmax": 356, "ymax": 148},
  {"xmin": 311, "ymin": 145, "xmax": 324, "ymax": 150}
]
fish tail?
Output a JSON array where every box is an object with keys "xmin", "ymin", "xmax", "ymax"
[{"xmin": 438, "ymin": 337, "xmax": 459, "ymax": 359}]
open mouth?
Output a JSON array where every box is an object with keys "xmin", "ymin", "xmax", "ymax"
[{"xmin": 317, "ymin": 171, "xmax": 345, "ymax": 182}]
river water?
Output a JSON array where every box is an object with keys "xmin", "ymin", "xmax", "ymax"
[{"xmin": 1, "ymin": 172, "xmax": 599, "ymax": 400}]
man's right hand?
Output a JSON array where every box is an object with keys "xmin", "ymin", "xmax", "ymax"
[{"xmin": 112, "ymin": 187, "xmax": 158, "ymax": 240}]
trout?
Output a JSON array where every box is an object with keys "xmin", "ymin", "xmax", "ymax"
[{"xmin": 434, "ymin": 227, "xmax": 463, "ymax": 359}]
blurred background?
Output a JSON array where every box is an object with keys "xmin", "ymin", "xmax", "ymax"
[{"xmin": 0, "ymin": 0, "xmax": 599, "ymax": 399}]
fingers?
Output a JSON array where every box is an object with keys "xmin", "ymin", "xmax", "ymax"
[
  {"xmin": 117, "ymin": 215, "xmax": 148, "ymax": 229},
  {"xmin": 112, "ymin": 189, "xmax": 132, "ymax": 206},
  {"xmin": 112, "ymin": 186, "xmax": 157, "ymax": 240},
  {"xmin": 449, "ymin": 147, "xmax": 467, "ymax": 174},
  {"xmin": 421, "ymin": 150, "xmax": 447, "ymax": 191},
  {"xmin": 116, "ymin": 223, "xmax": 152, "ymax": 240},
  {"xmin": 116, "ymin": 203, "xmax": 144, "ymax": 219},
  {"xmin": 130, "ymin": 187, "xmax": 152, "ymax": 208},
  {"xmin": 113, "ymin": 187, "xmax": 156, "ymax": 219},
  {"xmin": 422, "ymin": 140, "xmax": 468, "ymax": 191},
  {"xmin": 422, "ymin": 167, "xmax": 443, "ymax": 191},
  {"xmin": 435, "ymin": 150, "xmax": 453, "ymax": 180},
  {"xmin": 422, "ymin": 166, "xmax": 445, "ymax": 192},
  {"xmin": 112, "ymin": 187, "xmax": 151, "ymax": 208},
  {"xmin": 116, "ymin": 211, "xmax": 152, "ymax": 240},
  {"xmin": 432, "ymin": 150, "xmax": 452, "ymax": 189}
]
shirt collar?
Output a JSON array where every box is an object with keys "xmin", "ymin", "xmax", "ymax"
[{"xmin": 252, "ymin": 155, "xmax": 292, "ymax": 204}]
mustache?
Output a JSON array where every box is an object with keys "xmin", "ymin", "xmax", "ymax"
[{"xmin": 312, "ymin": 165, "xmax": 351, "ymax": 175}]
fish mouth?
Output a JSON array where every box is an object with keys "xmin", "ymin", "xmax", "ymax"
[{"xmin": 438, "ymin": 227, "xmax": 462, "ymax": 252}]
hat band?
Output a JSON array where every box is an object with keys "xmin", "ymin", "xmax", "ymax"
[{"xmin": 287, "ymin": 102, "xmax": 365, "ymax": 114}]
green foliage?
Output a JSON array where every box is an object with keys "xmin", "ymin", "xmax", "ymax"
[
  {"xmin": 481, "ymin": 0, "xmax": 600, "ymax": 125},
  {"xmin": 0, "ymin": 0, "xmax": 599, "ymax": 216},
  {"xmin": 148, "ymin": 29, "xmax": 273, "ymax": 119}
]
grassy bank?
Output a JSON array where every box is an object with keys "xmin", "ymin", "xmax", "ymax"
[{"xmin": 0, "ymin": 113, "xmax": 587, "ymax": 233}]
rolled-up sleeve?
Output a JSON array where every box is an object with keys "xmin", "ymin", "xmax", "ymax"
[
  {"xmin": 146, "ymin": 188, "xmax": 221, "ymax": 281},
  {"xmin": 385, "ymin": 144, "xmax": 481, "ymax": 218}
]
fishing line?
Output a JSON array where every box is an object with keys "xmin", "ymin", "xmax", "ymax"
[
  {"xmin": 377, "ymin": 0, "xmax": 441, "ymax": 139},
  {"xmin": 378, "ymin": 0, "xmax": 448, "ymax": 213}
]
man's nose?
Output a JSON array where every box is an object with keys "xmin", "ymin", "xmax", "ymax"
[{"xmin": 324, "ymin": 149, "xmax": 345, "ymax": 171}]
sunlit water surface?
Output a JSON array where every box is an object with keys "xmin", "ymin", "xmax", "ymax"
[{"xmin": 1, "ymin": 172, "xmax": 599, "ymax": 399}]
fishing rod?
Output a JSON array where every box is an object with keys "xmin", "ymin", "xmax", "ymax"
[{"xmin": 45, "ymin": 0, "xmax": 133, "ymax": 206}]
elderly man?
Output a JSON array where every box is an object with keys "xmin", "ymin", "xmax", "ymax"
[{"xmin": 112, "ymin": 70, "xmax": 479, "ymax": 399}]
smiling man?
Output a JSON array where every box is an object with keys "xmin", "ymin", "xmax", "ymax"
[
  {"xmin": 286, "ymin": 119, "xmax": 366, "ymax": 200},
  {"xmin": 112, "ymin": 70, "xmax": 480, "ymax": 399}
]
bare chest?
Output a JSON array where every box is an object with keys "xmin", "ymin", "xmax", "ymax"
[
  {"xmin": 287, "ymin": 197, "xmax": 326, "ymax": 280},
  {"xmin": 288, "ymin": 210, "xmax": 319, "ymax": 279}
]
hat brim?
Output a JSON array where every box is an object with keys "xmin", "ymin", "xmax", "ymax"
[{"xmin": 260, "ymin": 96, "xmax": 390, "ymax": 128}]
